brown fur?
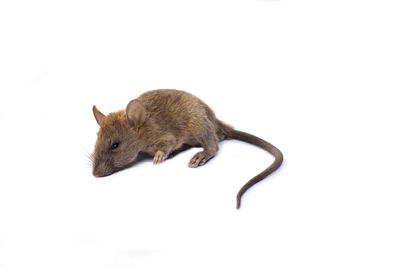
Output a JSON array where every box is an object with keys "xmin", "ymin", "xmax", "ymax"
[{"xmin": 91, "ymin": 89, "xmax": 283, "ymax": 209}]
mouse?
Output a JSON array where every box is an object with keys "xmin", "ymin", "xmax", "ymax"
[{"xmin": 90, "ymin": 89, "xmax": 283, "ymax": 209}]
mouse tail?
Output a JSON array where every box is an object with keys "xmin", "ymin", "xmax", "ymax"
[{"xmin": 217, "ymin": 121, "xmax": 284, "ymax": 209}]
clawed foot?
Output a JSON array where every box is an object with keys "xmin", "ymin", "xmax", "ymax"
[
  {"xmin": 153, "ymin": 150, "xmax": 167, "ymax": 165},
  {"xmin": 189, "ymin": 152, "xmax": 210, "ymax": 168}
]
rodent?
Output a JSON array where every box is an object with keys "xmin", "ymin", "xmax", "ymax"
[{"xmin": 91, "ymin": 89, "xmax": 283, "ymax": 209}]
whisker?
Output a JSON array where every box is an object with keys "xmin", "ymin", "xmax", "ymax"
[{"xmin": 81, "ymin": 146, "xmax": 94, "ymax": 167}]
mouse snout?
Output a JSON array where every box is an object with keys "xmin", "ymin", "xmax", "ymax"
[
  {"xmin": 92, "ymin": 169, "xmax": 104, "ymax": 178},
  {"xmin": 92, "ymin": 167, "xmax": 113, "ymax": 178},
  {"xmin": 92, "ymin": 160, "xmax": 114, "ymax": 178}
]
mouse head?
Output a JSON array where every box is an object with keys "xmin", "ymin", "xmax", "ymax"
[{"xmin": 91, "ymin": 100, "xmax": 146, "ymax": 177}]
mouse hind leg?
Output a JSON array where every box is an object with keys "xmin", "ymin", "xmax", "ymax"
[
  {"xmin": 188, "ymin": 122, "xmax": 219, "ymax": 168},
  {"xmin": 188, "ymin": 141, "xmax": 218, "ymax": 168}
]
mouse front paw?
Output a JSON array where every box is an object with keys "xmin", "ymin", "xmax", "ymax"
[{"xmin": 153, "ymin": 150, "xmax": 167, "ymax": 165}]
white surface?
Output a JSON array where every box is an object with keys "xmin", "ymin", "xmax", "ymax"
[{"xmin": 1, "ymin": 0, "xmax": 399, "ymax": 266}]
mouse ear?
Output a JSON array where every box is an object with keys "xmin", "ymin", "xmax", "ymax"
[
  {"xmin": 126, "ymin": 99, "xmax": 146, "ymax": 130},
  {"xmin": 93, "ymin": 105, "xmax": 105, "ymax": 126}
]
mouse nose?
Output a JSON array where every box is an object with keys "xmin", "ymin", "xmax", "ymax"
[
  {"xmin": 92, "ymin": 168, "xmax": 104, "ymax": 178},
  {"xmin": 92, "ymin": 166, "xmax": 113, "ymax": 178}
]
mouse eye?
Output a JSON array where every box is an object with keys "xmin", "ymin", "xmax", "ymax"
[{"xmin": 110, "ymin": 142, "xmax": 119, "ymax": 151}]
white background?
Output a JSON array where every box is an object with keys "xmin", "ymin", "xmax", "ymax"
[{"xmin": 0, "ymin": 0, "xmax": 399, "ymax": 266}]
